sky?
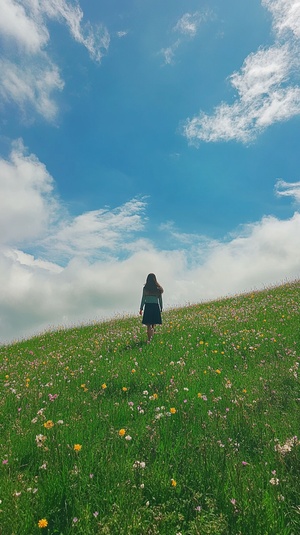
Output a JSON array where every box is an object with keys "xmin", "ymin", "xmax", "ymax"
[{"xmin": 1, "ymin": 0, "xmax": 300, "ymax": 344}]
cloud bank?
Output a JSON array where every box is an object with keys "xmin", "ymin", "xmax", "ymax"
[
  {"xmin": 0, "ymin": 0, "xmax": 109, "ymax": 120},
  {"xmin": 0, "ymin": 142, "xmax": 299, "ymax": 344},
  {"xmin": 183, "ymin": 0, "xmax": 300, "ymax": 143}
]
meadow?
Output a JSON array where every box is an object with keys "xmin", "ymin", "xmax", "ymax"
[{"xmin": 0, "ymin": 280, "xmax": 299, "ymax": 535}]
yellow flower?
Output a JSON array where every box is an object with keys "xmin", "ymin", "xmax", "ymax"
[
  {"xmin": 122, "ymin": 387, "xmax": 128, "ymax": 392},
  {"xmin": 38, "ymin": 518, "xmax": 48, "ymax": 528},
  {"xmin": 43, "ymin": 420, "xmax": 54, "ymax": 429},
  {"xmin": 119, "ymin": 428, "xmax": 126, "ymax": 437},
  {"xmin": 153, "ymin": 393, "xmax": 158, "ymax": 400},
  {"xmin": 170, "ymin": 407, "xmax": 176, "ymax": 414},
  {"xmin": 216, "ymin": 369, "xmax": 221, "ymax": 374},
  {"xmin": 102, "ymin": 383, "xmax": 107, "ymax": 389},
  {"xmin": 73, "ymin": 444, "xmax": 82, "ymax": 452},
  {"xmin": 197, "ymin": 393, "xmax": 202, "ymax": 398},
  {"xmin": 171, "ymin": 478, "xmax": 177, "ymax": 487},
  {"xmin": 131, "ymin": 369, "xmax": 136, "ymax": 373},
  {"xmin": 242, "ymin": 389, "xmax": 247, "ymax": 393}
]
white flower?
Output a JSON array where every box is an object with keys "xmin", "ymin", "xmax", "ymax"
[{"xmin": 269, "ymin": 478, "xmax": 280, "ymax": 485}]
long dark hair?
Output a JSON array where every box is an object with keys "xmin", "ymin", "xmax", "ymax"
[{"xmin": 144, "ymin": 273, "xmax": 163, "ymax": 295}]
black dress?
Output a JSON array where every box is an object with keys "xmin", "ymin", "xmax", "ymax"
[
  {"xmin": 142, "ymin": 303, "xmax": 162, "ymax": 325},
  {"xmin": 140, "ymin": 290, "xmax": 163, "ymax": 325}
]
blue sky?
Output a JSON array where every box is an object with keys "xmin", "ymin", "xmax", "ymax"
[{"xmin": 1, "ymin": 0, "xmax": 300, "ymax": 343}]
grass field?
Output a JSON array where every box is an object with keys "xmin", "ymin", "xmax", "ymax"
[{"xmin": 0, "ymin": 280, "xmax": 299, "ymax": 534}]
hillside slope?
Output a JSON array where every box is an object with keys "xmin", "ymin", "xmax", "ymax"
[{"xmin": 0, "ymin": 281, "xmax": 299, "ymax": 534}]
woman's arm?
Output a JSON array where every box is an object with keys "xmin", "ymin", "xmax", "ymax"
[{"xmin": 139, "ymin": 289, "xmax": 146, "ymax": 313}]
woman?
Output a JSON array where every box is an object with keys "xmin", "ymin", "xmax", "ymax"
[{"xmin": 139, "ymin": 273, "xmax": 163, "ymax": 342}]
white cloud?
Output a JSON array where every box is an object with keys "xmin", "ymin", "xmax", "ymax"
[
  {"xmin": 182, "ymin": 0, "xmax": 300, "ymax": 143},
  {"xmin": 0, "ymin": 142, "xmax": 299, "ymax": 344},
  {"xmin": 0, "ymin": 57, "xmax": 64, "ymax": 121},
  {"xmin": 160, "ymin": 10, "xmax": 210, "ymax": 65},
  {"xmin": 116, "ymin": 30, "xmax": 128, "ymax": 38},
  {"xmin": 44, "ymin": 199, "xmax": 147, "ymax": 260},
  {"xmin": 0, "ymin": 0, "xmax": 109, "ymax": 119},
  {"xmin": 40, "ymin": 0, "xmax": 110, "ymax": 62},
  {"xmin": 0, "ymin": 140, "xmax": 60, "ymax": 244},
  {"xmin": 174, "ymin": 11, "xmax": 207, "ymax": 37},
  {"xmin": 262, "ymin": 0, "xmax": 300, "ymax": 39},
  {"xmin": 160, "ymin": 40, "xmax": 180, "ymax": 65},
  {"xmin": 0, "ymin": 0, "xmax": 49, "ymax": 52},
  {"xmin": 275, "ymin": 179, "xmax": 300, "ymax": 202}
]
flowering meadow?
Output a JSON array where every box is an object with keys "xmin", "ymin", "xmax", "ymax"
[{"xmin": 0, "ymin": 281, "xmax": 299, "ymax": 535}]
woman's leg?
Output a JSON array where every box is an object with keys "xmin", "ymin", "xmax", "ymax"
[{"xmin": 147, "ymin": 324, "xmax": 154, "ymax": 341}]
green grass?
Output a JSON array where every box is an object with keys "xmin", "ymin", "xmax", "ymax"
[{"xmin": 0, "ymin": 281, "xmax": 299, "ymax": 534}]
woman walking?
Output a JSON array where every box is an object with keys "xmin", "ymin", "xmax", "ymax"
[{"xmin": 139, "ymin": 273, "xmax": 163, "ymax": 342}]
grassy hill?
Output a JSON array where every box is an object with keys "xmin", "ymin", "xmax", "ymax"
[{"xmin": 0, "ymin": 281, "xmax": 299, "ymax": 534}]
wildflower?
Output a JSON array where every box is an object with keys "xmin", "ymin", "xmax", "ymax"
[
  {"xmin": 216, "ymin": 369, "xmax": 221, "ymax": 374},
  {"xmin": 242, "ymin": 461, "xmax": 249, "ymax": 466},
  {"xmin": 270, "ymin": 477, "xmax": 280, "ymax": 485},
  {"xmin": 73, "ymin": 444, "xmax": 82, "ymax": 452},
  {"xmin": 122, "ymin": 387, "xmax": 128, "ymax": 392},
  {"xmin": 2, "ymin": 459, "xmax": 8, "ymax": 465},
  {"xmin": 171, "ymin": 478, "xmax": 177, "ymax": 487},
  {"xmin": 38, "ymin": 518, "xmax": 48, "ymax": 528},
  {"xmin": 131, "ymin": 369, "xmax": 136, "ymax": 374},
  {"xmin": 125, "ymin": 435, "xmax": 132, "ymax": 441},
  {"xmin": 93, "ymin": 511, "xmax": 99, "ymax": 518},
  {"xmin": 170, "ymin": 407, "xmax": 176, "ymax": 414},
  {"xmin": 133, "ymin": 460, "xmax": 146, "ymax": 469},
  {"xmin": 197, "ymin": 393, "xmax": 202, "ymax": 398},
  {"xmin": 43, "ymin": 420, "xmax": 54, "ymax": 429},
  {"xmin": 101, "ymin": 383, "xmax": 107, "ymax": 389},
  {"xmin": 153, "ymin": 393, "xmax": 158, "ymax": 399},
  {"xmin": 119, "ymin": 428, "xmax": 126, "ymax": 437},
  {"xmin": 274, "ymin": 436, "xmax": 300, "ymax": 455},
  {"xmin": 36, "ymin": 434, "xmax": 47, "ymax": 447}
]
